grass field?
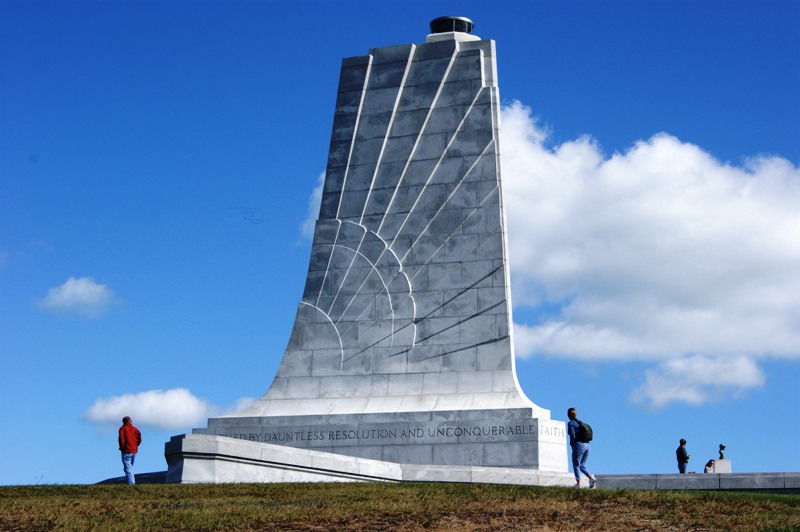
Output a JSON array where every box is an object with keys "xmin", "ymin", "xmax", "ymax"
[{"xmin": 1, "ymin": 482, "xmax": 798, "ymax": 530}]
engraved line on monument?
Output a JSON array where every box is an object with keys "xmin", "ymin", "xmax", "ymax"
[
  {"xmin": 338, "ymin": 166, "xmax": 505, "ymax": 363},
  {"xmin": 397, "ymin": 136, "xmax": 495, "ymax": 267},
  {"xmin": 337, "ymin": 47, "xmax": 487, "ymax": 265},
  {"xmin": 401, "ymin": 141, "xmax": 501, "ymax": 296},
  {"xmin": 314, "ymin": 220, "xmax": 342, "ymax": 307},
  {"xmin": 374, "ymin": 47, "xmax": 460, "ymax": 237},
  {"xmin": 301, "ymin": 236, "xmax": 418, "ymax": 369},
  {"xmin": 323, "ymin": 221, "xmax": 366, "ymax": 315},
  {"xmin": 321, "ymin": 245, "xmax": 396, "ymax": 321},
  {"xmin": 319, "ymin": 222, "xmax": 417, "ymax": 351},
  {"xmin": 298, "ymin": 44, "xmax": 501, "ymax": 370},
  {"xmin": 329, "ymin": 242, "xmax": 402, "ymax": 326},
  {"xmin": 323, "ymin": 223, "xmax": 369, "ymax": 316},
  {"xmin": 383, "ymin": 81, "xmax": 487, "ymax": 256},
  {"xmin": 311, "ymin": 221, "xmax": 417, "ymax": 341},
  {"xmin": 314, "ymin": 221, "xmax": 342, "ymax": 308},
  {"xmin": 414, "ymin": 195, "xmax": 503, "ymax": 291},
  {"xmin": 298, "ymin": 301, "xmax": 344, "ymax": 360},
  {"xmin": 349, "ymin": 225, "xmax": 502, "ymax": 364},
  {"xmin": 327, "ymin": 247, "xmax": 405, "ymax": 347},
  {"xmin": 338, "ymin": 46, "xmax": 415, "ymax": 222},
  {"xmin": 359, "ymin": 50, "xmax": 458, "ymax": 231},
  {"xmin": 359, "ymin": 45, "xmax": 417, "ymax": 224},
  {"xmin": 306, "ymin": 47, "xmax": 492, "ymax": 364},
  {"xmin": 391, "ymin": 300, "xmax": 508, "ymax": 360},
  {"xmin": 345, "ymin": 260, "xmax": 504, "ymax": 363},
  {"xmin": 334, "ymin": 56, "xmax": 373, "ymax": 220},
  {"xmin": 314, "ymin": 49, "xmax": 423, "ymax": 339},
  {"xmin": 390, "ymin": 88, "xmax": 492, "ymax": 254}
]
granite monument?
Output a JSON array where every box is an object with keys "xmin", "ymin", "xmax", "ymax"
[{"xmin": 165, "ymin": 16, "xmax": 571, "ymax": 485}]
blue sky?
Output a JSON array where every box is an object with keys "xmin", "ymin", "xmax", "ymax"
[{"xmin": 1, "ymin": 0, "xmax": 798, "ymax": 485}]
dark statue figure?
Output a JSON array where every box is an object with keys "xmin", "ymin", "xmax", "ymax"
[{"xmin": 719, "ymin": 443, "xmax": 726, "ymax": 460}]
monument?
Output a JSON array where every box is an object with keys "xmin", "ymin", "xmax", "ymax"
[
  {"xmin": 714, "ymin": 444, "xmax": 731, "ymax": 473},
  {"xmin": 165, "ymin": 17, "xmax": 571, "ymax": 485}
]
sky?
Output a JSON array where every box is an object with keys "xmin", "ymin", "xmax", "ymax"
[{"xmin": 1, "ymin": 0, "xmax": 798, "ymax": 485}]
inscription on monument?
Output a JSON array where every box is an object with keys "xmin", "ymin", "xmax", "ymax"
[{"xmin": 219, "ymin": 423, "xmax": 565, "ymax": 445}]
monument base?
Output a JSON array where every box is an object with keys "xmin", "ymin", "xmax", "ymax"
[
  {"xmin": 165, "ymin": 408, "xmax": 569, "ymax": 484},
  {"xmin": 164, "ymin": 433, "xmax": 574, "ymax": 486},
  {"xmin": 201, "ymin": 408, "xmax": 565, "ymax": 469}
]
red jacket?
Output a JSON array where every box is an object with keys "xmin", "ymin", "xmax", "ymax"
[{"xmin": 119, "ymin": 422, "xmax": 142, "ymax": 453}]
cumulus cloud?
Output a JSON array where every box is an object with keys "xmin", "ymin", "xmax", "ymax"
[
  {"xmin": 38, "ymin": 276, "xmax": 119, "ymax": 317},
  {"xmin": 501, "ymin": 100, "xmax": 800, "ymax": 407},
  {"xmin": 84, "ymin": 388, "xmax": 256, "ymax": 431},
  {"xmin": 630, "ymin": 355, "xmax": 765, "ymax": 409}
]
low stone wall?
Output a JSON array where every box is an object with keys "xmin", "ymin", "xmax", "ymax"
[{"xmin": 597, "ymin": 473, "xmax": 800, "ymax": 492}]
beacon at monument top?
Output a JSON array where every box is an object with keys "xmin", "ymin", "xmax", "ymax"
[
  {"xmin": 429, "ymin": 16, "xmax": 474, "ymax": 34},
  {"xmin": 426, "ymin": 16, "xmax": 480, "ymax": 43}
]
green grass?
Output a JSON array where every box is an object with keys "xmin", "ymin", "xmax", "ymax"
[{"xmin": 1, "ymin": 482, "xmax": 798, "ymax": 530}]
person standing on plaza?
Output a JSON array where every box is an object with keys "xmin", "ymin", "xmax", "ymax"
[
  {"xmin": 567, "ymin": 407, "xmax": 596, "ymax": 488},
  {"xmin": 676, "ymin": 438, "xmax": 691, "ymax": 474},
  {"xmin": 118, "ymin": 416, "xmax": 142, "ymax": 484}
]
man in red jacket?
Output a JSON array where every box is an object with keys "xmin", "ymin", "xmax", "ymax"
[{"xmin": 118, "ymin": 416, "xmax": 142, "ymax": 484}]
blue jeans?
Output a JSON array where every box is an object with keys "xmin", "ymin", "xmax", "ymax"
[
  {"xmin": 679, "ymin": 462, "xmax": 687, "ymax": 474},
  {"xmin": 121, "ymin": 452, "xmax": 136, "ymax": 484},
  {"xmin": 571, "ymin": 442, "xmax": 591, "ymax": 482}
]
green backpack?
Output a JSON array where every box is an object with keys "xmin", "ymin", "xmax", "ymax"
[{"xmin": 577, "ymin": 420, "xmax": 593, "ymax": 443}]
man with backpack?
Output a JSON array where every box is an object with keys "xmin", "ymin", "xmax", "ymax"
[{"xmin": 567, "ymin": 407, "xmax": 596, "ymax": 488}]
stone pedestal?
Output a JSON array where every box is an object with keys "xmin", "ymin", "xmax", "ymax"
[
  {"xmin": 713, "ymin": 459, "xmax": 732, "ymax": 473},
  {"xmin": 165, "ymin": 19, "xmax": 569, "ymax": 484}
]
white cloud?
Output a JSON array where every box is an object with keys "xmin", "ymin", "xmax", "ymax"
[
  {"xmin": 38, "ymin": 276, "xmax": 119, "ymax": 317},
  {"xmin": 630, "ymin": 355, "xmax": 765, "ymax": 409},
  {"xmin": 501, "ymin": 100, "xmax": 800, "ymax": 407},
  {"xmin": 84, "ymin": 388, "xmax": 256, "ymax": 431},
  {"xmin": 300, "ymin": 171, "xmax": 326, "ymax": 240},
  {"xmin": 229, "ymin": 396, "xmax": 258, "ymax": 413}
]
